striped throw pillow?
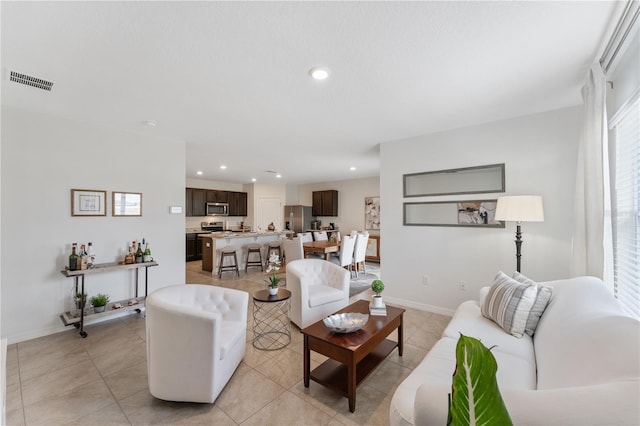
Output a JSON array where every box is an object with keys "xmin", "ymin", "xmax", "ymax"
[
  {"xmin": 481, "ymin": 271, "xmax": 538, "ymax": 338},
  {"xmin": 513, "ymin": 272, "xmax": 552, "ymax": 336}
]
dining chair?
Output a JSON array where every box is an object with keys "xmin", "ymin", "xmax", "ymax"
[
  {"xmin": 329, "ymin": 235, "xmax": 356, "ymax": 277},
  {"xmin": 282, "ymin": 237, "xmax": 304, "ymax": 264},
  {"xmin": 297, "ymin": 232, "xmax": 313, "ymax": 243},
  {"xmin": 353, "ymin": 233, "xmax": 370, "ymax": 277},
  {"xmin": 313, "ymin": 231, "xmax": 328, "ymax": 241}
]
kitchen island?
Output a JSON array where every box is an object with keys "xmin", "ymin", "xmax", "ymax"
[{"xmin": 199, "ymin": 231, "xmax": 292, "ymax": 273}]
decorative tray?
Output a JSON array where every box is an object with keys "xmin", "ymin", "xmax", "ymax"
[{"xmin": 323, "ymin": 313, "xmax": 369, "ymax": 333}]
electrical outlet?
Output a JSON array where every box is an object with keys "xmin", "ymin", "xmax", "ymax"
[
  {"xmin": 458, "ymin": 280, "xmax": 467, "ymax": 291},
  {"xmin": 422, "ymin": 275, "xmax": 429, "ymax": 285}
]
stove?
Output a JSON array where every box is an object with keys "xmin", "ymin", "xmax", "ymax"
[{"xmin": 201, "ymin": 221, "xmax": 224, "ymax": 232}]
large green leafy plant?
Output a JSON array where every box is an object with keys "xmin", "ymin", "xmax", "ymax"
[{"xmin": 447, "ymin": 334, "xmax": 513, "ymax": 426}]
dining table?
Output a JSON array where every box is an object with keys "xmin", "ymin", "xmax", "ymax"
[{"xmin": 302, "ymin": 241, "xmax": 340, "ymax": 261}]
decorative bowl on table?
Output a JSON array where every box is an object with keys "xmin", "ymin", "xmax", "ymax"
[{"xmin": 323, "ymin": 313, "xmax": 369, "ymax": 333}]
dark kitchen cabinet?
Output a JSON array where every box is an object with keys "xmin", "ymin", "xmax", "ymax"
[
  {"xmin": 228, "ymin": 191, "xmax": 248, "ymax": 216},
  {"xmin": 186, "ymin": 188, "xmax": 206, "ymax": 217},
  {"xmin": 207, "ymin": 190, "xmax": 228, "ymax": 203},
  {"xmin": 186, "ymin": 233, "xmax": 202, "ymax": 261},
  {"xmin": 312, "ymin": 190, "xmax": 338, "ymax": 216},
  {"xmin": 186, "ymin": 187, "xmax": 247, "ymax": 217}
]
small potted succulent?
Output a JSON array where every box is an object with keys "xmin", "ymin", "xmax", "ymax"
[
  {"xmin": 75, "ymin": 292, "xmax": 87, "ymax": 308},
  {"xmin": 371, "ymin": 279, "xmax": 385, "ymax": 308},
  {"xmin": 90, "ymin": 293, "xmax": 110, "ymax": 313},
  {"xmin": 265, "ymin": 252, "xmax": 282, "ymax": 295}
]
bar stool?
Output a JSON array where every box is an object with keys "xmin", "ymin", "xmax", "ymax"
[
  {"xmin": 265, "ymin": 241, "xmax": 283, "ymax": 266},
  {"xmin": 245, "ymin": 243, "xmax": 264, "ymax": 272},
  {"xmin": 218, "ymin": 247, "xmax": 240, "ymax": 278}
]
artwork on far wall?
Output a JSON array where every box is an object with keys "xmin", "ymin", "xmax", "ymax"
[{"xmin": 365, "ymin": 196, "xmax": 380, "ymax": 230}]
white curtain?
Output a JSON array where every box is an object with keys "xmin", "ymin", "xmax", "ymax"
[{"xmin": 570, "ymin": 62, "xmax": 613, "ymax": 286}]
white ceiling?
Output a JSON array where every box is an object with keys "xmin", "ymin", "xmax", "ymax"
[{"xmin": 1, "ymin": 1, "xmax": 621, "ymax": 185}]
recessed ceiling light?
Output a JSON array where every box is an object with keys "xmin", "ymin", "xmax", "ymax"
[
  {"xmin": 276, "ymin": 174, "xmax": 282, "ymax": 178},
  {"xmin": 219, "ymin": 165, "xmax": 227, "ymax": 170},
  {"xmin": 196, "ymin": 171, "xmax": 203, "ymax": 175},
  {"xmin": 142, "ymin": 120, "xmax": 157, "ymax": 127},
  {"xmin": 251, "ymin": 178, "xmax": 257, "ymax": 182},
  {"xmin": 309, "ymin": 66, "xmax": 330, "ymax": 81},
  {"xmin": 350, "ymin": 166, "xmax": 356, "ymax": 171}
]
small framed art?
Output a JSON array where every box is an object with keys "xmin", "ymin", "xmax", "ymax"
[{"xmin": 71, "ymin": 189, "xmax": 107, "ymax": 216}]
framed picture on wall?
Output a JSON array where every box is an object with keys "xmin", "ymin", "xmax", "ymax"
[
  {"xmin": 71, "ymin": 189, "xmax": 107, "ymax": 216},
  {"xmin": 365, "ymin": 196, "xmax": 380, "ymax": 230}
]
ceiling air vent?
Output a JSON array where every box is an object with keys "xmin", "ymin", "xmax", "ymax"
[{"xmin": 10, "ymin": 71, "xmax": 53, "ymax": 91}]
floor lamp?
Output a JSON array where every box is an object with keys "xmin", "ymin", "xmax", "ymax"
[{"xmin": 495, "ymin": 196, "xmax": 544, "ymax": 273}]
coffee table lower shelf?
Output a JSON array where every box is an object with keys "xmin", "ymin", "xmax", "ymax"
[{"xmin": 308, "ymin": 339, "xmax": 397, "ymax": 397}]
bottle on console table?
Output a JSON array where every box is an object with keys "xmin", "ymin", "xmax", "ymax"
[
  {"xmin": 136, "ymin": 242, "xmax": 143, "ymax": 263},
  {"xmin": 69, "ymin": 243, "xmax": 79, "ymax": 271}
]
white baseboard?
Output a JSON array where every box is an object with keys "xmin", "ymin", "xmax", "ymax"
[{"xmin": 383, "ymin": 295, "xmax": 455, "ymax": 317}]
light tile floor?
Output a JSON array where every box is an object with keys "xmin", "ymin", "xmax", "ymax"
[{"xmin": 6, "ymin": 261, "xmax": 451, "ymax": 425}]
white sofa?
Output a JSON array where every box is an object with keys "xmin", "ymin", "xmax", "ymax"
[
  {"xmin": 146, "ymin": 284, "xmax": 248, "ymax": 403},
  {"xmin": 390, "ymin": 276, "xmax": 640, "ymax": 425},
  {"xmin": 286, "ymin": 259, "xmax": 350, "ymax": 329}
]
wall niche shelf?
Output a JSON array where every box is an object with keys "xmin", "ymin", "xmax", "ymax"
[{"xmin": 403, "ymin": 163, "xmax": 505, "ymax": 197}]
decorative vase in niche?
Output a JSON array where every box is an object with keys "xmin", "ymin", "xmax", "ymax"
[
  {"xmin": 372, "ymin": 295, "xmax": 384, "ymax": 308},
  {"xmin": 268, "ymin": 287, "xmax": 278, "ymax": 296}
]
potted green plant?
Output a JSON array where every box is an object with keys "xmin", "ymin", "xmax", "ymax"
[
  {"xmin": 90, "ymin": 293, "xmax": 110, "ymax": 313},
  {"xmin": 371, "ymin": 279, "xmax": 385, "ymax": 307},
  {"xmin": 75, "ymin": 292, "xmax": 87, "ymax": 311},
  {"xmin": 265, "ymin": 253, "xmax": 282, "ymax": 295}
]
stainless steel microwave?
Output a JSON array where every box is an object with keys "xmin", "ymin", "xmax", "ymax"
[{"xmin": 206, "ymin": 202, "xmax": 229, "ymax": 216}]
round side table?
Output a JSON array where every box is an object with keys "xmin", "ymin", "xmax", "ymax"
[{"xmin": 252, "ymin": 288, "xmax": 292, "ymax": 351}]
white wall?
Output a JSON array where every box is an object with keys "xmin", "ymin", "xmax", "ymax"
[
  {"xmin": 380, "ymin": 106, "xmax": 582, "ymax": 314},
  {"xmin": 297, "ymin": 176, "xmax": 380, "ymax": 235},
  {"xmin": 1, "ymin": 106, "xmax": 186, "ymax": 343}
]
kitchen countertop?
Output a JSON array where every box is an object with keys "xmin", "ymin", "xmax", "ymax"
[{"xmin": 198, "ymin": 230, "xmax": 292, "ymax": 239}]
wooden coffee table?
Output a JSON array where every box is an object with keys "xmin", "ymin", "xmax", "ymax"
[{"xmin": 301, "ymin": 299, "xmax": 405, "ymax": 412}]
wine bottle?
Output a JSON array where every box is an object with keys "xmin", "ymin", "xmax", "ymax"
[
  {"xmin": 86, "ymin": 242, "xmax": 96, "ymax": 268},
  {"xmin": 69, "ymin": 243, "xmax": 79, "ymax": 271},
  {"xmin": 143, "ymin": 243, "xmax": 151, "ymax": 262},
  {"xmin": 136, "ymin": 242, "xmax": 143, "ymax": 263},
  {"xmin": 79, "ymin": 244, "xmax": 88, "ymax": 270}
]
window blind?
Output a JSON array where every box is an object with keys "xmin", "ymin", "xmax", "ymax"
[{"xmin": 610, "ymin": 93, "xmax": 639, "ymax": 318}]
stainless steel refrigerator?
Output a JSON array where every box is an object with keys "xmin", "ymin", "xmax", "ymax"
[{"xmin": 284, "ymin": 205, "xmax": 315, "ymax": 233}]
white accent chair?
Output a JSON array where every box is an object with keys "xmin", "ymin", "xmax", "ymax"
[
  {"xmin": 313, "ymin": 231, "xmax": 328, "ymax": 241},
  {"xmin": 329, "ymin": 235, "xmax": 356, "ymax": 277},
  {"xmin": 146, "ymin": 284, "xmax": 248, "ymax": 403},
  {"xmin": 286, "ymin": 259, "xmax": 350, "ymax": 329},
  {"xmin": 282, "ymin": 237, "xmax": 304, "ymax": 264},
  {"xmin": 353, "ymin": 232, "xmax": 369, "ymax": 277}
]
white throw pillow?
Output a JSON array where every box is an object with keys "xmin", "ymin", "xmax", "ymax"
[
  {"xmin": 513, "ymin": 272, "xmax": 552, "ymax": 336},
  {"xmin": 481, "ymin": 271, "xmax": 538, "ymax": 338}
]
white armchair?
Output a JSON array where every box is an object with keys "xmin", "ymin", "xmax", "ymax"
[
  {"xmin": 286, "ymin": 259, "xmax": 350, "ymax": 329},
  {"xmin": 146, "ymin": 284, "xmax": 248, "ymax": 403}
]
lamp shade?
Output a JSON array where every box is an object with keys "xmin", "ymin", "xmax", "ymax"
[{"xmin": 495, "ymin": 196, "xmax": 544, "ymax": 222}]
